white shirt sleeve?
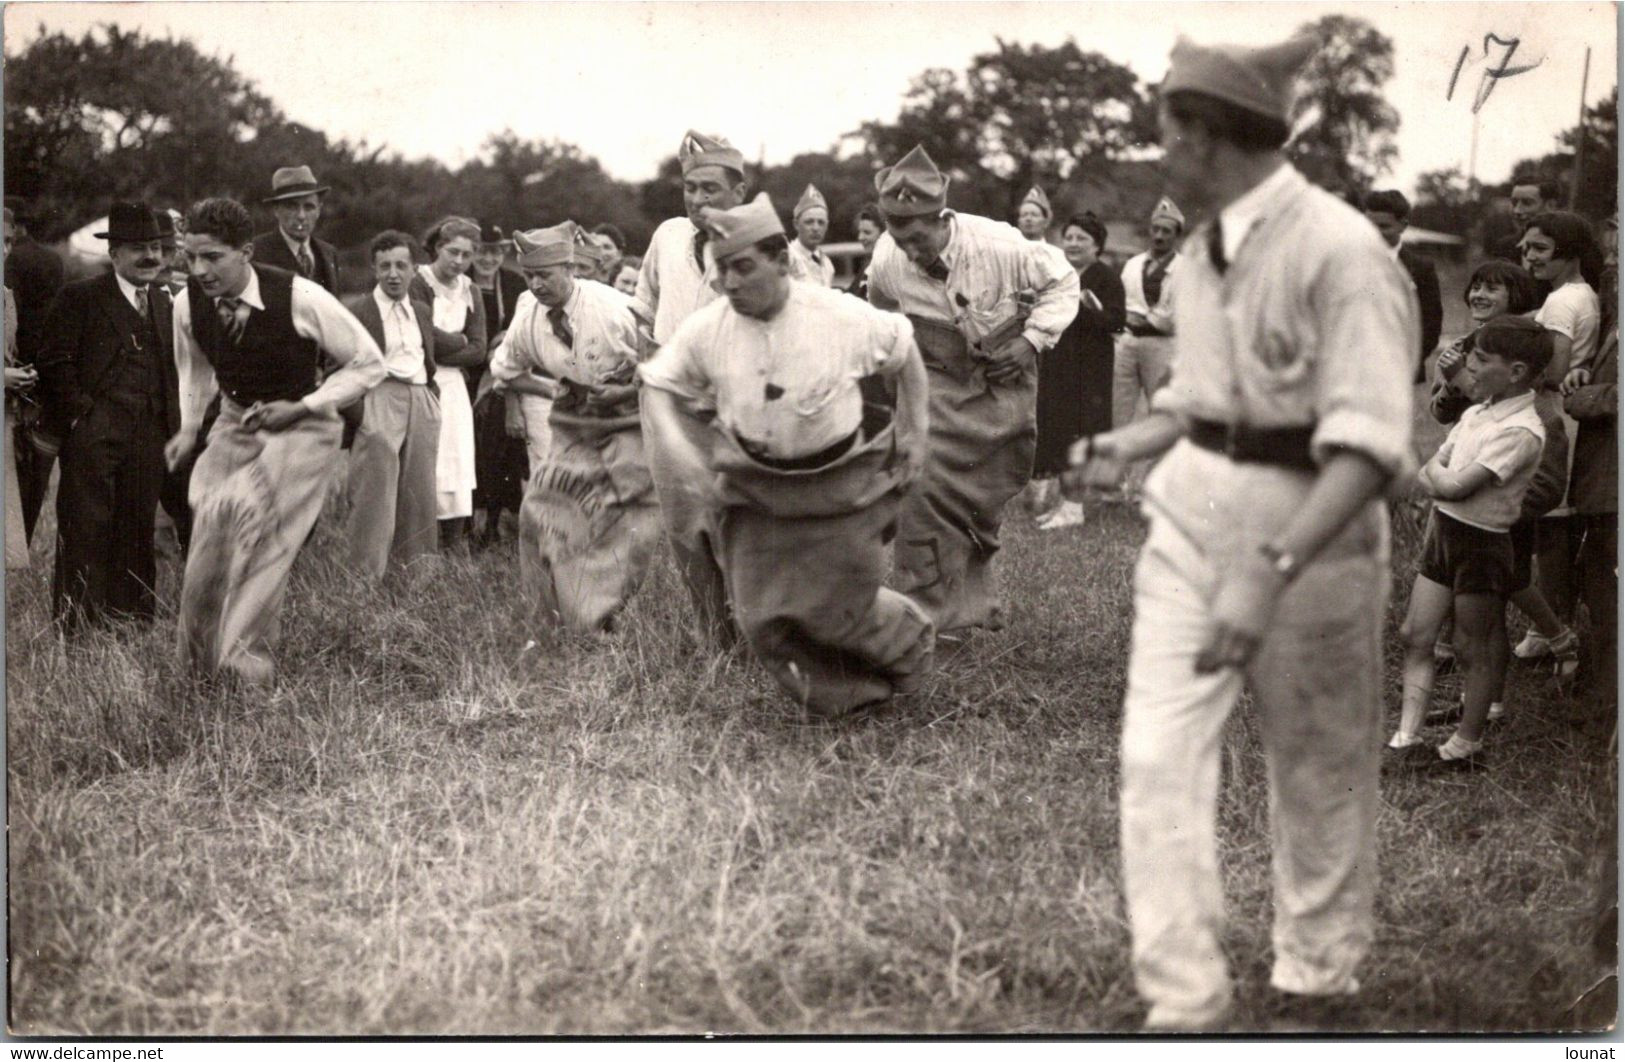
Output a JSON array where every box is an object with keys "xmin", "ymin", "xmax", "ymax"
[
  {"xmin": 290, "ymin": 276, "xmax": 386, "ymax": 414},
  {"xmin": 1019, "ymin": 239, "xmax": 1081, "ymax": 352},
  {"xmin": 638, "ymin": 315, "xmax": 713, "ymax": 407},
  {"xmin": 171, "ymin": 288, "xmax": 219, "ymax": 437},
  {"xmin": 489, "ymin": 293, "xmax": 539, "ymax": 382}
]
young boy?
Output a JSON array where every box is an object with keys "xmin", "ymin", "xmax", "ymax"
[{"xmin": 1391, "ymin": 316, "xmax": 1553, "ymax": 769}]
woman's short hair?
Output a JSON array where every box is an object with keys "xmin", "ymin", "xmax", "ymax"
[
  {"xmin": 1526, "ymin": 210, "xmax": 1606, "ymax": 289},
  {"xmin": 616, "ymin": 254, "xmax": 642, "ymax": 274},
  {"xmin": 423, "ymin": 215, "xmax": 480, "ymax": 256},
  {"xmin": 1062, "ymin": 212, "xmax": 1108, "ymax": 253},
  {"xmin": 591, "ymin": 222, "xmax": 627, "ymax": 253},
  {"xmin": 1462, "ymin": 260, "xmax": 1539, "ymax": 316}
]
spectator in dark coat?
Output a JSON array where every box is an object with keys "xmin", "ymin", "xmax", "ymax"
[{"xmin": 4, "ymin": 196, "xmax": 66, "ymax": 542}]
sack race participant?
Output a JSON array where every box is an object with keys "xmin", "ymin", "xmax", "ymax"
[
  {"xmin": 490, "ymin": 223, "xmax": 660, "ymax": 631},
  {"xmin": 166, "ymin": 198, "xmax": 385, "ymax": 684},
  {"xmin": 866, "ymin": 145, "xmax": 1079, "ymax": 633},
  {"xmin": 640, "ymin": 194, "xmax": 936, "ymax": 715}
]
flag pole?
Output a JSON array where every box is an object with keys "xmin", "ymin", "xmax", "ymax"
[{"xmin": 1570, "ymin": 46, "xmax": 1591, "ymax": 209}]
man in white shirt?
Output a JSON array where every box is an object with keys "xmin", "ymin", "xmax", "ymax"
[
  {"xmin": 640, "ymin": 194, "xmax": 934, "ymax": 715},
  {"xmin": 634, "ymin": 130, "xmax": 749, "ymax": 650},
  {"xmin": 166, "ymin": 197, "xmax": 385, "ymax": 685},
  {"xmin": 343, "ymin": 230, "xmax": 443, "ymax": 580},
  {"xmin": 866, "ymin": 144, "xmax": 1079, "ymax": 633},
  {"xmin": 788, "ymin": 184, "xmax": 836, "ymax": 286},
  {"xmin": 490, "ymin": 222, "xmax": 661, "ymax": 632},
  {"xmin": 1114, "ymin": 196, "xmax": 1184, "ymax": 448}
]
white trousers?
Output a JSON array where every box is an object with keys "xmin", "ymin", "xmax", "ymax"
[{"xmin": 1120, "ymin": 509, "xmax": 1387, "ymax": 1028}]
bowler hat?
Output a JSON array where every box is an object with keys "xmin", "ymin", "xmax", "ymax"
[
  {"xmin": 263, "ymin": 165, "xmax": 330, "ymax": 203},
  {"xmin": 93, "ymin": 201, "xmax": 166, "ymax": 242}
]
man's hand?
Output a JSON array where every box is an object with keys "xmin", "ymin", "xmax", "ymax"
[
  {"xmin": 1561, "ymin": 367, "xmax": 1593, "ymax": 395},
  {"xmin": 4, "ymin": 365, "xmax": 37, "ymax": 392},
  {"xmin": 241, "ymin": 400, "xmax": 309, "ymax": 432},
  {"xmin": 163, "ymin": 428, "xmax": 198, "ymax": 471},
  {"xmin": 1195, "ymin": 549, "xmax": 1287, "ymax": 674},
  {"xmin": 585, "ymin": 381, "xmax": 639, "ymax": 412},
  {"xmin": 1125, "ymin": 310, "xmax": 1150, "ymax": 331},
  {"xmin": 984, "ymin": 335, "xmax": 1036, "ymax": 384},
  {"xmin": 1060, "ymin": 433, "xmax": 1125, "ymax": 500},
  {"xmin": 1436, "ymin": 343, "xmax": 1467, "ymax": 382}
]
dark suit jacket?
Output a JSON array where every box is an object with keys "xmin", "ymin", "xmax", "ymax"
[
  {"xmin": 36, "ymin": 272, "xmax": 178, "ymax": 441},
  {"xmin": 252, "ymin": 229, "xmax": 342, "ymax": 294},
  {"xmin": 1398, "ymin": 245, "xmax": 1443, "ymax": 377},
  {"xmin": 343, "ymin": 291, "xmax": 441, "ymax": 395},
  {"xmin": 6, "ymin": 237, "xmax": 66, "ymax": 365}
]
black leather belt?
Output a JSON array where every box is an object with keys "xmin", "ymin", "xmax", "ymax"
[
  {"xmin": 1189, "ymin": 418, "xmax": 1318, "ymax": 472},
  {"xmin": 737, "ymin": 427, "xmax": 860, "ymax": 472},
  {"xmin": 1126, "ymin": 322, "xmax": 1169, "ymax": 338}
]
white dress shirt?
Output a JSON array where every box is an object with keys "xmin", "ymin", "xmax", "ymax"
[
  {"xmin": 114, "ymin": 272, "xmax": 149, "ymax": 315},
  {"xmin": 633, "ymin": 216, "xmax": 721, "ymax": 345},
  {"xmin": 789, "ymin": 239, "xmax": 837, "ymax": 287},
  {"xmin": 373, "ymin": 287, "xmax": 429, "ymax": 384},
  {"xmin": 171, "ymin": 266, "xmax": 385, "ymax": 435},
  {"xmin": 489, "ymin": 280, "xmax": 642, "ymax": 387},
  {"xmin": 865, "ymin": 211, "xmax": 1079, "ymax": 353}
]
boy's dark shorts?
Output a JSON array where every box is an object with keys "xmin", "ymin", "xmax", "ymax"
[
  {"xmin": 1510, "ymin": 517, "xmax": 1536, "ymax": 592},
  {"xmin": 1420, "ymin": 510, "xmax": 1514, "ymax": 596}
]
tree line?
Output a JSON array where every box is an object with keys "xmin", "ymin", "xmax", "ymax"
[{"xmin": 4, "ymin": 18, "xmax": 1614, "ymax": 254}]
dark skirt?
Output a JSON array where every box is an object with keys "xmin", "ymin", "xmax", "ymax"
[
  {"xmin": 1034, "ymin": 319, "xmax": 1114, "ymax": 476},
  {"xmin": 472, "ymin": 385, "xmax": 529, "ymax": 515}
]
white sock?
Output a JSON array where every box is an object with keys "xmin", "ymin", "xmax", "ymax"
[
  {"xmin": 1388, "ymin": 731, "xmax": 1420, "ymax": 749},
  {"xmin": 1439, "ymin": 732, "xmax": 1484, "ymax": 760}
]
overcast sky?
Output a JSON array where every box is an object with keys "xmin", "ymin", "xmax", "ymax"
[{"xmin": 5, "ymin": 1, "xmax": 1617, "ymax": 196}]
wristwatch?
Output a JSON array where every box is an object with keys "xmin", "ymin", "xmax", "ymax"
[{"xmin": 1258, "ymin": 542, "xmax": 1300, "ymax": 582}]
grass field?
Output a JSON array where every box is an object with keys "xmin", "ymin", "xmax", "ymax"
[{"xmin": 6, "ymin": 369, "xmax": 1618, "ymax": 1036}]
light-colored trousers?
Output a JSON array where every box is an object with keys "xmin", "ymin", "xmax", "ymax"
[
  {"xmin": 640, "ymin": 400, "xmax": 736, "ymax": 651},
  {"xmin": 1111, "ymin": 333, "xmax": 1175, "ymax": 437},
  {"xmin": 1121, "ymin": 503, "xmax": 1387, "ymax": 1029},
  {"xmin": 178, "ymin": 399, "xmax": 342, "ymax": 685},
  {"xmin": 346, "ymin": 379, "xmax": 440, "ymax": 579},
  {"xmin": 519, "ymin": 392, "xmax": 554, "ymax": 473}
]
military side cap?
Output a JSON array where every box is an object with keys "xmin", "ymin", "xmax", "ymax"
[
  {"xmin": 698, "ymin": 193, "xmax": 785, "ymax": 260},
  {"xmin": 513, "ymin": 221, "xmax": 578, "ymax": 268},
  {"xmin": 1021, "ymin": 186, "xmax": 1053, "ymax": 219},
  {"xmin": 793, "ymin": 184, "xmax": 829, "ymax": 220},
  {"xmin": 679, "ymin": 130, "xmax": 746, "ymax": 177},
  {"xmin": 1150, "ymin": 196, "xmax": 1185, "ymax": 228},
  {"xmin": 875, "ymin": 145, "xmax": 948, "ymax": 217},
  {"xmin": 1161, "ymin": 33, "xmax": 1318, "ymax": 125}
]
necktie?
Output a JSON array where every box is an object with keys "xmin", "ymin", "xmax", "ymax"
[
  {"xmin": 548, "ymin": 306, "xmax": 574, "ymax": 349},
  {"xmin": 296, "ymin": 244, "xmax": 315, "ymax": 279},
  {"xmin": 1144, "ymin": 255, "xmax": 1169, "ymax": 307},
  {"xmin": 924, "ymin": 257, "xmax": 950, "ymax": 282},
  {"xmin": 692, "ymin": 228, "xmax": 709, "ymax": 273},
  {"xmin": 1207, "ymin": 220, "xmax": 1228, "ymax": 276},
  {"xmin": 216, "ymin": 296, "xmax": 246, "ymax": 344},
  {"xmin": 133, "ymin": 286, "xmax": 149, "ymax": 319}
]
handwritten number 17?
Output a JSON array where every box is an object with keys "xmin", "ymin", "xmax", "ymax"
[{"xmin": 1448, "ymin": 34, "xmax": 1542, "ymax": 112}]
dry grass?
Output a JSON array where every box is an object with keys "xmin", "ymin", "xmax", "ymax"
[{"xmin": 6, "ymin": 414, "xmax": 1617, "ymax": 1036}]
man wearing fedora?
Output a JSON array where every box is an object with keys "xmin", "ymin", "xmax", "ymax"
[
  {"xmin": 35, "ymin": 202, "xmax": 179, "ymax": 632},
  {"xmin": 1067, "ymin": 34, "xmax": 1415, "ymax": 1031},
  {"xmin": 252, "ymin": 165, "xmax": 342, "ymax": 294},
  {"xmin": 866, "ymin": 144, "xmax": 1079, "ymax": 635}
]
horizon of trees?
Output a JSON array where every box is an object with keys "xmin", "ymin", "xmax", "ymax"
[{"xmin": 4, "ymin": 19, "xmax": 1615, "ymax": 254}]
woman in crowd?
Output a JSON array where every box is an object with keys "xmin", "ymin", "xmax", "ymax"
[
  {"xmin": 468, "ymin": 221, "xmax": 531, "ymax": 548},
  {"xmin": 4, "ymin": 207, "xmax": 35, "ymax": 570},
  {"xmin": 1031, "ymin": 212, "xmax": 1124, "ymax": 529},
  {"xmin": 412, "ymin": 216, "xmax": 489, "ymax": 549},
  {"xmin": 591, "ymin": 223, "xmax": 627, "ymax": 284},
  {"xmin": 612, "ymin": 254, "xmax": 642, "ymax": 297}
]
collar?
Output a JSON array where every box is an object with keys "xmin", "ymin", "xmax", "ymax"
[
  {"xmin": 373, "ymin": 285, "xmax": 411, "ymax": 316},
  {"xmin": 939, "ymin": 212, "xmax": 962, "ymax": 268},
  {"xmin": 281, "ymin": 230, "xmax": 312, "ymax": 261},
  {"xmin": 1476, "ymin": 389, "xmax": 1537, "ymax": 421},
  {"xmin": 1215, "ymin": 161, "xmax": 1297, "ymax": 264},
  {"xmin": 222, "ymin": 267, "xmax": 266, "ymax": 310},
  {"xmin": 113, "ymin": 271, "xmax": 146, "ymax": 311}
]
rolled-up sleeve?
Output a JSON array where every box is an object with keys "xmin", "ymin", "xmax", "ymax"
[
  {"xmin": 859, "ymin": 309, "xmax": 916, "ymax": 378},
  {"xmin": 1310, "ymin": 254, "xmax": 1416, "ymax": 477},
  {"xmin": 489, "ymin": 294, "xmax": 538, "ymax": 382},
  {"xmin": 1019, "ymin": 240, "xmax": 1080, "ymax": 352},
  {"xmin": 637, "ymin": 317, "xmax": 713, "ymax": 408},
  {"xmin": 291, "ymin": 277, "xmax": 386, "ymax": 414}
]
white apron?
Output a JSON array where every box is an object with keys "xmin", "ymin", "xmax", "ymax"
[{"xmin": 419, "ymin": 266, "xmax": 478, "ymax": 518}]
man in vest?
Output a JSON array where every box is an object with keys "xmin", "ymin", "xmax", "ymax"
[
  {"xmin": 35, "ymin": 201, "xmax": 178, "ymax": 632},
  {"xmin": 1114, "ymin": 196, "xmax": 1184, "ymax": 465},
  {"xmin": 166, "ymin": 197, "xmax": 385, "ymax": 685},
  {"xmin": 788, "ymin": 184, "xmax": 836, "ymax": 286},
  {"xmin": 633, "ymin": 130, "xmax": 748, "ymax": 650},
  {"xmin": 866, "ymin": 145, "xmax": 1079, "ymax": 633}
]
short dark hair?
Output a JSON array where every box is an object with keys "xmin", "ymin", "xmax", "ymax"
[
  {"xmin": 592, "ymin": 222, "xmax": 627, "ymax": 252},
  {"xmin": 1473, "ymin": 314, "xmax": 1553, "ymax": 379},
  {"xmin": 1511, "ymin": 174, "xmax": 1563, "ymax": 204},
  {"xmin": 1463, "ymin": 260, "xmax": 1539, "ymax": 315},
  {"xmin": 422, "ymin": 215, "xmax": 479, "ymax": 256},
  {"xmin": 184, "ymin": 198, "xmax": 253, "ymax": 248},
  {"xmin": 1363, "ymin": 189, "xmax": 1410, "ymax": 220},
  {"xmin": 1162, "ymin": 89, "xmax": 1291, "ymax": 152},
  {"xmin": 856, "ymin": 204, "xmax": 884, "ymax": 229},
  {"xmin": 1062, "ymin": 211, "xmax": 1108, "ymax": 253},
  {"xmin": 1526, "ymin": 210, "xmax": 1599, "ymax": 263},
  {"xmin": 370, "ymin": 229, "xmax": 416, "ymax": 262}
]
